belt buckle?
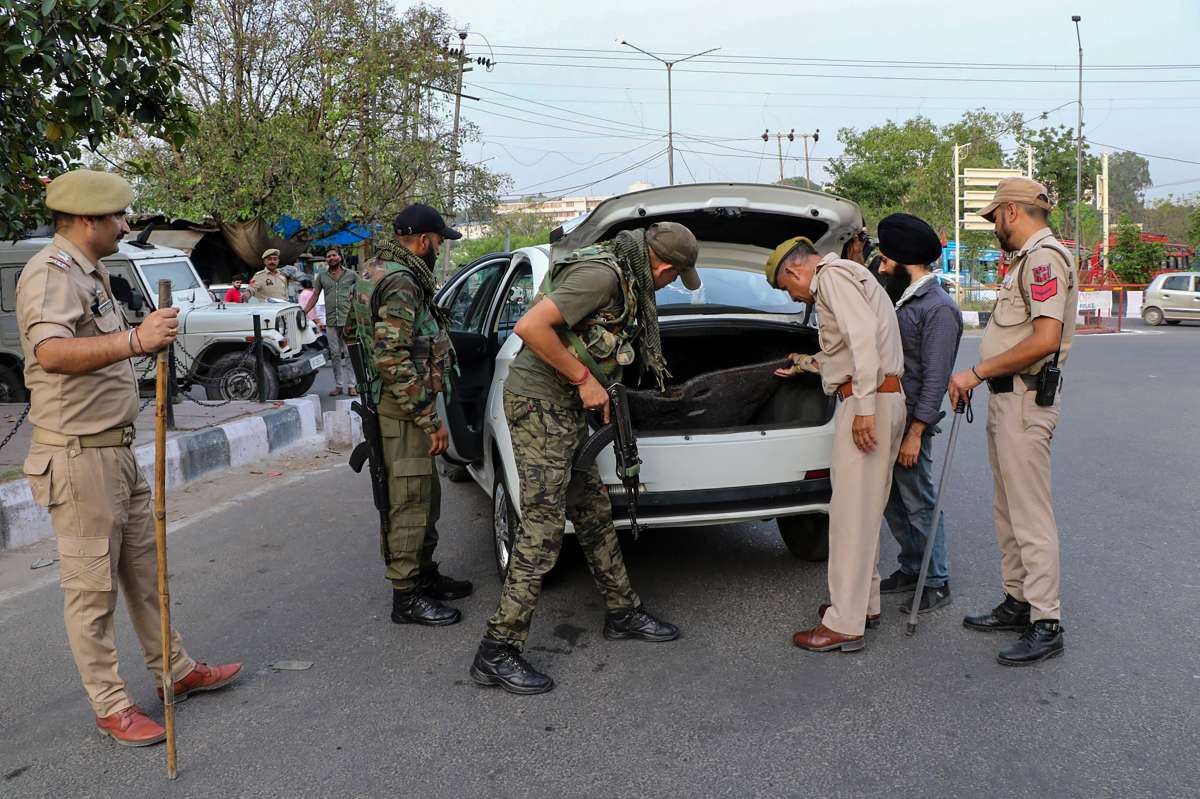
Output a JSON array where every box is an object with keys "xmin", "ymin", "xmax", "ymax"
[{"xmin": 121, "ymin": 428, "xmax": 134, "ymax": 446}]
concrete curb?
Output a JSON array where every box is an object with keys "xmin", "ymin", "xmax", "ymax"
[{"xmin": 0, "ymin": 396, "xmax": 323, "ymax": 552}]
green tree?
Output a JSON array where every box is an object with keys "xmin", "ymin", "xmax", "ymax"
[
  {"xmin": 1011, "ymin": 124, "xmax": 1099, "ymax": 207},
  {"xmin": 1186, "ymin": 205, "xmax": 1200, "ymax": 248},
  {"xmin": 1107, "ymin": 150, "xmax": 1152, "ymax": 216},
  {"xmin": 1109, "ymin": 216, "xmax": 1166, "ymax": 283},
  {"xmin": 0, "ymin": 0, "xmax": 194, "ymax": 238},
  {"xmin": 1133, "ymin": 195, "xmax": 1199, "ymax": 243}
]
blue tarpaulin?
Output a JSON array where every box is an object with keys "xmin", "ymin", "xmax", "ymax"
[{"xmin": 271, "ymin": 206, "xmax": 381, "ymax": 248}]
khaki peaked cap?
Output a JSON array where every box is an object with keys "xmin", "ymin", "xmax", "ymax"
[
  {"xmin": 45, "ymin": 170, "xmax": 133, "ymax": 215},
  {"xmin": 979, "ymin": 177, "xmax": 1053, "ymax": 222}
]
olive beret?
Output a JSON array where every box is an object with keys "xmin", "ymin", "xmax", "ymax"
[
  {"xmin": 45, "ymin": 169, "xmax": 133, "ymax": 215},
  {"xmin": 877, "ymin": 213, "xmax": 943, "ymax": 266},
  {"xmin": 262, "ymin": 248, "xmax": 281, "ymax": 260},
  {"xmin": 764, "ymin": 236, "xmax": 815, "ymax": 288}
]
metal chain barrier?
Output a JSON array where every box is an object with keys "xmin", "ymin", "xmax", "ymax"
[{"xmin": 0, "ymin": 403, "xmax": 30, "ymax": 453}]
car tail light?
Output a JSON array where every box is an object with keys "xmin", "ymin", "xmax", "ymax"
[{"xmin": 804, "ymin": 469, "xmax": 830, "ymax": 480}]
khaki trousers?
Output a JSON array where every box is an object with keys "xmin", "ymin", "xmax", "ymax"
[
  {"xmin": 379, "ymin": 415, "xmax": 440, "ymax": 591},
  {"xmin": 822, "ymin": 394, "xmax": 906, "ymax": 637},
  {"xmin": 23, "ymin": 441, "xmax": 195, "ymax": 718},
  {"xmin": 986, "ymin": 381, "xmax": 1062, "ymax": 621}
]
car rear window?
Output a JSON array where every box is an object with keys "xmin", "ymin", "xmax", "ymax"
[{"xmin": 656, "ymin": 267, "xmax": 805, "ymax": 315}]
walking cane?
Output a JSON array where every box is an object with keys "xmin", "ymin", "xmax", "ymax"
[
  {"xmin": 154, "ymin": 280, "xmax": 178, "ymax": 778},
  {"xmin": 905, "ymin": 392, "xmax": 972, "ymax": 637}
]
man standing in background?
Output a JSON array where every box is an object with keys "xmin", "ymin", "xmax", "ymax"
[{"xmin": 304, "ymin": 247, "xmax": 357, "ymax": 397}]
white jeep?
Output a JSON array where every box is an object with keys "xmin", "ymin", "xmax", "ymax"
[{"xmin": 0, "ymin": 237, "xmax": 324, "ymax": 401}]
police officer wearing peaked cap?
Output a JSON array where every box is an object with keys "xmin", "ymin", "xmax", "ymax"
[
  {"xmin": 17, "ymin": 170, "xmax": 241, "ymax": 748},
  {"xmin": 948, "ymin": 177, "xmax": 1078, "ymax": 666}
]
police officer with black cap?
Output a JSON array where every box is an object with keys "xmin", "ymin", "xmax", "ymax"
[{"xmin": 874, "ymin": 213, "xmax": 962, "ymax": 616}]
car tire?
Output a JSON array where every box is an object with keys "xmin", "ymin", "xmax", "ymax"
[
  {"xmin": 1142, "ymin": 306, "xmax": 1164, "ymax": 326},
  {"xmin": 778, "ymin": 514, "xmax": 830, "ymax": 561},
  {"xmin": 205, "ymin": 351, "xmax": 280, "ymax": 401},
  {"xmin": 0, "ymin": 364, "xmax": 28, "ymax": 403},
  {"xmin": 492, "ymin": 466, "xmax": 520, "ymax": 579},
  {"xmin": 443, "ymin": 461, "xmax": 473, "ymax": 483},
  {"xmin": 1166, "ymin": 319, "xmax": 1181, "ymax": 326},
  {"xmin": 277, "ymin": 371, "xmax": 318, "ymax": 399}
]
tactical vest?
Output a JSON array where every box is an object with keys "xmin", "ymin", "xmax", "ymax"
[
  {"xmin": 538, "ymin": 243, "xmax": 639, "ymax": 384},
  {"xmin": 348, "ymin": 256, "xmax": 454, "ymax": 405}
]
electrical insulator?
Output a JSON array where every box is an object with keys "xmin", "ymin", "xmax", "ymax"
[
  {"xmin": 814, "ymin": 129, "xmax": 820, "ymax": 143},
  {"xmin": 761, "ymin": 130, "xmax": 769, "ymax": 142},
  {"xmin": 788, "ymin": 129, "xmax": 795, "ymax": 141}
]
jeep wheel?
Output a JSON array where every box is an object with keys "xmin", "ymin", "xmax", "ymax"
[
  {"xmin": 778, "ymin": 514, "xmax": 830, "ymax": 561},
  {"xmin": 0, "ymin": 364, "xmax": 28, "ymax": 403},
  {"xmin": 1142, "ymin": 306, "xmax": 1164, "ymax": 326},
  {"xmin": 205, "ymin": 352, "xmax": 280, "ymax": 401},
  {"xmin": 278, "ymin": 371, "xmax": 318, "ymax": 399}
]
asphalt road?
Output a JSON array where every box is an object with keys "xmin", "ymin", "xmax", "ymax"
[{"xmin": 3, "ymin": 324, "xmax": 1198, "ymax": 798}]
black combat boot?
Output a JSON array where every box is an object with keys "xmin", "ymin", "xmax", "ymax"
[
  {"xmin": 962, "ymin": 594, "xmax": 1031, "ymax": 632},
  {"xmin": 470, "ymin": 639, "xmax": 554, "ymax": 695},
  {"xmin": 419, "ymin": 563, "xmax": 474, "ymax": 601},
  {"xmin": 997, "ymin": 620, "xmax": 1065, "ymax": 666},
  {"xmin": 603, "ymin": 606, "xmax": 681, "ymax": 642},
  {"xmin": 391, "ymin": 589, "xmax": 461, "ymax": 626}
]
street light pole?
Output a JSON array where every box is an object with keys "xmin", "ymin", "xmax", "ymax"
[
  {"xmin": 799, "ymin": 129, "xmax": 819, "ymax": 185},
  {"xmin": 1073, "ymin": 15, "xmax": 1083, "ymax": 268},
  {"xmin": 619, "ymin": 41, "xmax": 720, "ymax": 186}
]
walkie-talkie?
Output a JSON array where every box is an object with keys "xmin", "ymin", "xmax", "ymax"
[{"xmin": 1035, "ymin": 359, "xmax": 1061, "ymax": 407}]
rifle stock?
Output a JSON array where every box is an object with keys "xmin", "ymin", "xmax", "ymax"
[{"xmin": 572, "ymin": 384, "xmax": 642, "ymax": 538}]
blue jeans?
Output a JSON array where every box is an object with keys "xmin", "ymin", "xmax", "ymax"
[{"xmin": 883, "ymin": 428, "xmax": 949, "ymax": 588}]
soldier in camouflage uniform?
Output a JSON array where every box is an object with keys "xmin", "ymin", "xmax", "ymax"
[
  {"xmin": 470, "ymin": 222, "xmax": 702, "ymax": 695},
  {"xmin": 347, "ymin": 204, "xmax": 472, "ymax": 626}
]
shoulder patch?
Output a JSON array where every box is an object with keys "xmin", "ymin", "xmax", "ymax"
[
  {"xmin": 1032, "ymin": 264, "xmax": 1051, "ymax": 284},
  {"xmin": 1031, "ymin": 278, "xmax": 1059, "ymax": 302},
  {"xmin": 46, "ymin": 254, "xmax": 72, "ymax": 271}
]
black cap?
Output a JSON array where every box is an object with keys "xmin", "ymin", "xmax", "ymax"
[
  {"xmin": 392, "ymin": 203, "xmax": 462, "ymax": 240},
  {"xmin": 877, "ymin": 213, "xmax": 942, "ymax": 266}
]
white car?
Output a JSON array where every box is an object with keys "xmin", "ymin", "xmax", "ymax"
[{"xmin": 435, "ymin": 183, "xmax": 865, "ymax": 575}]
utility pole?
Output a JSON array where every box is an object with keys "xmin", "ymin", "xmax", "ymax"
[
  {"xmin": 619, "ymin": 40, "xmax": 720, "ymax": 186},
  {"xmin": 440, "ymin": 31, "xmax": 469, "ymax": 280},
  {"xmin": 1073, "ymin": 14, "xmax": 1084, "ymax": 268},
  {"xmin": 1100, "ymin": 151, "xmax": 1110, "ymax": 270},
  {"xmin": 799, "ymin": 129, "xmax": 819, "ymax": 185},
  {"xmin": 1027, "ymin": 142, "xmax": 1035, "ymax": 178},
  {"xmin": 761, "ymin": 129, "xmax": 794, "ymax": 183},
  {"xmin": 953, "ymin": 142, "xmax": 970, "ymax": 303}
]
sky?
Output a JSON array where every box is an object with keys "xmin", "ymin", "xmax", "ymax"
[{"xmin": 432, "ymin": 0, "xmax": 1200, "ymax": 205}]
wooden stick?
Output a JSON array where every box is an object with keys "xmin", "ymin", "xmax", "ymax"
[{"xmin": 154, "ymin": 279, "xmax": 178, "ymax": 779}]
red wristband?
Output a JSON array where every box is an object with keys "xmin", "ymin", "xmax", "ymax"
[{"xmin": 569, "ymin": 368, "xmax": 590, "ymax": 386}]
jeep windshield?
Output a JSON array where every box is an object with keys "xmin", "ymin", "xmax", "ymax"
[
  {"xmin": 656, "ymin": 267, "xmax": 806, "ymax": 316},
  {"xmin": 139, "ymin": 260, "xmax": 204, "ymax": 297}
]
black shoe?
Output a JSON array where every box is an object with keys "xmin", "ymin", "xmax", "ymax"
[
  {"xmin": 962, "ymin": 594, "xmax": 1031, "ymax": 632},
  {"xmin": 419, "ymin": 564, "xmax": 474, "ymax": 601},
  {"xmin": 470, "ymin": 640, "xmax": 554, "ymax": 695},
  {"xmin": 879, "ymin": 569, "xmax": 919, "ymax": 595},
  {"xmin": 603, "ymin": 606, "xmax": 681, "ymax": 642},
  {"xmin": 391, "ymin": 589, "xmax": 461, "ymax": 626},
  {"xmin": 997, "ymin": 620, "xmax": 1065, "ymax": 666},
  {"xmin": 900, "ymin": 585, "xmax": 952, "ymax": 615}
]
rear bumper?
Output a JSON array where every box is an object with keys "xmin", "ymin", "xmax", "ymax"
[{"xmin": 607, "ymin": 477, "xmax": 831, "ymax": 529}]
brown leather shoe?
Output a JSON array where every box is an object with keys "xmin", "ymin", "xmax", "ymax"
[
  {"xmin": 158, "ymin": 661, "xmax": 242, "ymax": 703},
  {"xmin": 793, "ymin": 623, "xmax": 865, "ymax": 653},
  {"xmin": 818, "ymin": 603, "xmax": 881, "ymax": 630},
  {"xmin": 95, "ymin": 706, "xmax": 166, "ymax": 747}
]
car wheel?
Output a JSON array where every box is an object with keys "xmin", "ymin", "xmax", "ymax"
[
  {"xmin": 277, "ymin": 371, "xmax": 318, "ymax": 399},
  {"xmin": 1142, "ymin": 306, "xmax": 1164, "ymax": 326},
  {"xmin": 492, "ymin": 467, "xmax": 520, "ymax": 579},
  {"xmin": 778, "ymin": 514, "xmax": 829, "ymax": 561},
  {"xmin": 1166, "ymin": 319, "xmax": 1181, "ymax": 326},
  {"xmin": 0, "ymin": 364, "xmax": 28, "ymax": 403},
  {"xmin": 204, "ymin": 352, "xmax": 280, "ymax": 401}
]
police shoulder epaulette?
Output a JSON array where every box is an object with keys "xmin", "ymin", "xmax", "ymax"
[{"xmin": 46, "ymin": 249, "xmax": 74, "ymax": 271}]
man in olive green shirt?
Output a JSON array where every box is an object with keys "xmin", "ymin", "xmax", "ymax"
[{"xmin": 303, "ymin": 247, "xmax": 357, "ymax": 395}]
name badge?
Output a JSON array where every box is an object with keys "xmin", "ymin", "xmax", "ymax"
[{"xmin": 97, "ymin": 298, "xmax": 114, "ymax": 316}]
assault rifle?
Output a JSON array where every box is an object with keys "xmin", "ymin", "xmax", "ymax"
[
  {"xmin": 573, "ymin": 383, "xmax": 643, "ymax": 539},
  {"xmin": 347, "ymin": 342, "xmax": 391, "ymax": 551}
]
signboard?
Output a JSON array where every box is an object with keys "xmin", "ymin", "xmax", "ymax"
[{"xmin": 959, "ymin": 168, "xmax": 1027, "ymax": 229}]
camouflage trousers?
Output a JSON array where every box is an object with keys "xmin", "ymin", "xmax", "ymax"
[
  {"xmin": 380, "ymin": 414, "xmax": 441, "ymax": 591},
  {"xmin": 485, "ymin": 391, "xmax": 640, "ymax": 649}
]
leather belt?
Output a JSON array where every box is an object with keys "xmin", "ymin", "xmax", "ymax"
[
  {"xmin": 837, "ymin": 374, "xmax": 901, "ymax": 401},
  {"xmin": 33, "ymin": 425, "xmax": 135, "ymax": 448},
  {"xmin": 986, "ymin": 374, "xmax": 1039, "ymax": 394}
]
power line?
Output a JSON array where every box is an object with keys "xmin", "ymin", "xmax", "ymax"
[
  {"xmin": 1087, "ymin": 140, "xmax": 1200, "ymax": 165},
  {"xmin": 510, "ymin": 138, "xmax": 666, "ymax": 193},
  {"xmin": 502, "ymin": 148, "xmax": 668, "ymax": 198}
]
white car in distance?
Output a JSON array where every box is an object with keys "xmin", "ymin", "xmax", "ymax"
[{"xmin": 435, "ymin": 183, "xmax": 865, "ymax": 576}]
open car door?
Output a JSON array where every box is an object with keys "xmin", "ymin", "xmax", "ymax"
[{"xmin": 434, "ymin": 254, "xmax": 512, "ymax": 463}]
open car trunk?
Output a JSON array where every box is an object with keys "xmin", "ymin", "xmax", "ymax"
[{"xmin": 628, "ymin": 319, "xmax": 835, "ymax": 433}]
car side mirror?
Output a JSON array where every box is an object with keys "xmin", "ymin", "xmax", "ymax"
[{"xmin": 109, "ymin": 275, "xmax": 144, "ymax": 313}]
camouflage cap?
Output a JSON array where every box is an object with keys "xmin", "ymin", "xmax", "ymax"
[
  {"xmin": 764, "ymin": 236, "xmax": 815, "ymax": 288},
  {"xmin": 45, "ymin": 169, "xmax": 132, "ymax": 215},
  {"xmin": 978, "ymin": 177, "xmax": 1053, "ymax": 222},
  {"xmin": 645, "ymin": 221, "xmax": 701, "ymax": 290}
]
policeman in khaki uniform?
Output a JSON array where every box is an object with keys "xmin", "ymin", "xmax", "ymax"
[
  {"xmin": 347, "ymin": 204, "xmax": 473, "ymax": 626},
  {"xmin": 17, "ymin": 171, "xmax": 241, "ymax": 747},
  {"xmin": 470, "ymin": 222, "xmax": 697, "ymax": 695},
  {"xmin": 949, "ymin": 177, "xmax": 1077, "ymax": 666},
  {"xmin": 248, "ymin": 248, "xmax": 289, "ymax": 300},
  {"xmin": 767, "ymin": 237, "xmax": 905, "ymax": 653}
]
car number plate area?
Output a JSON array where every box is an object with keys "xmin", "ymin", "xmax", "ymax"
[{"xmin": 308, "ymin": 354, "xmax": 326, "ymax": 370}]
